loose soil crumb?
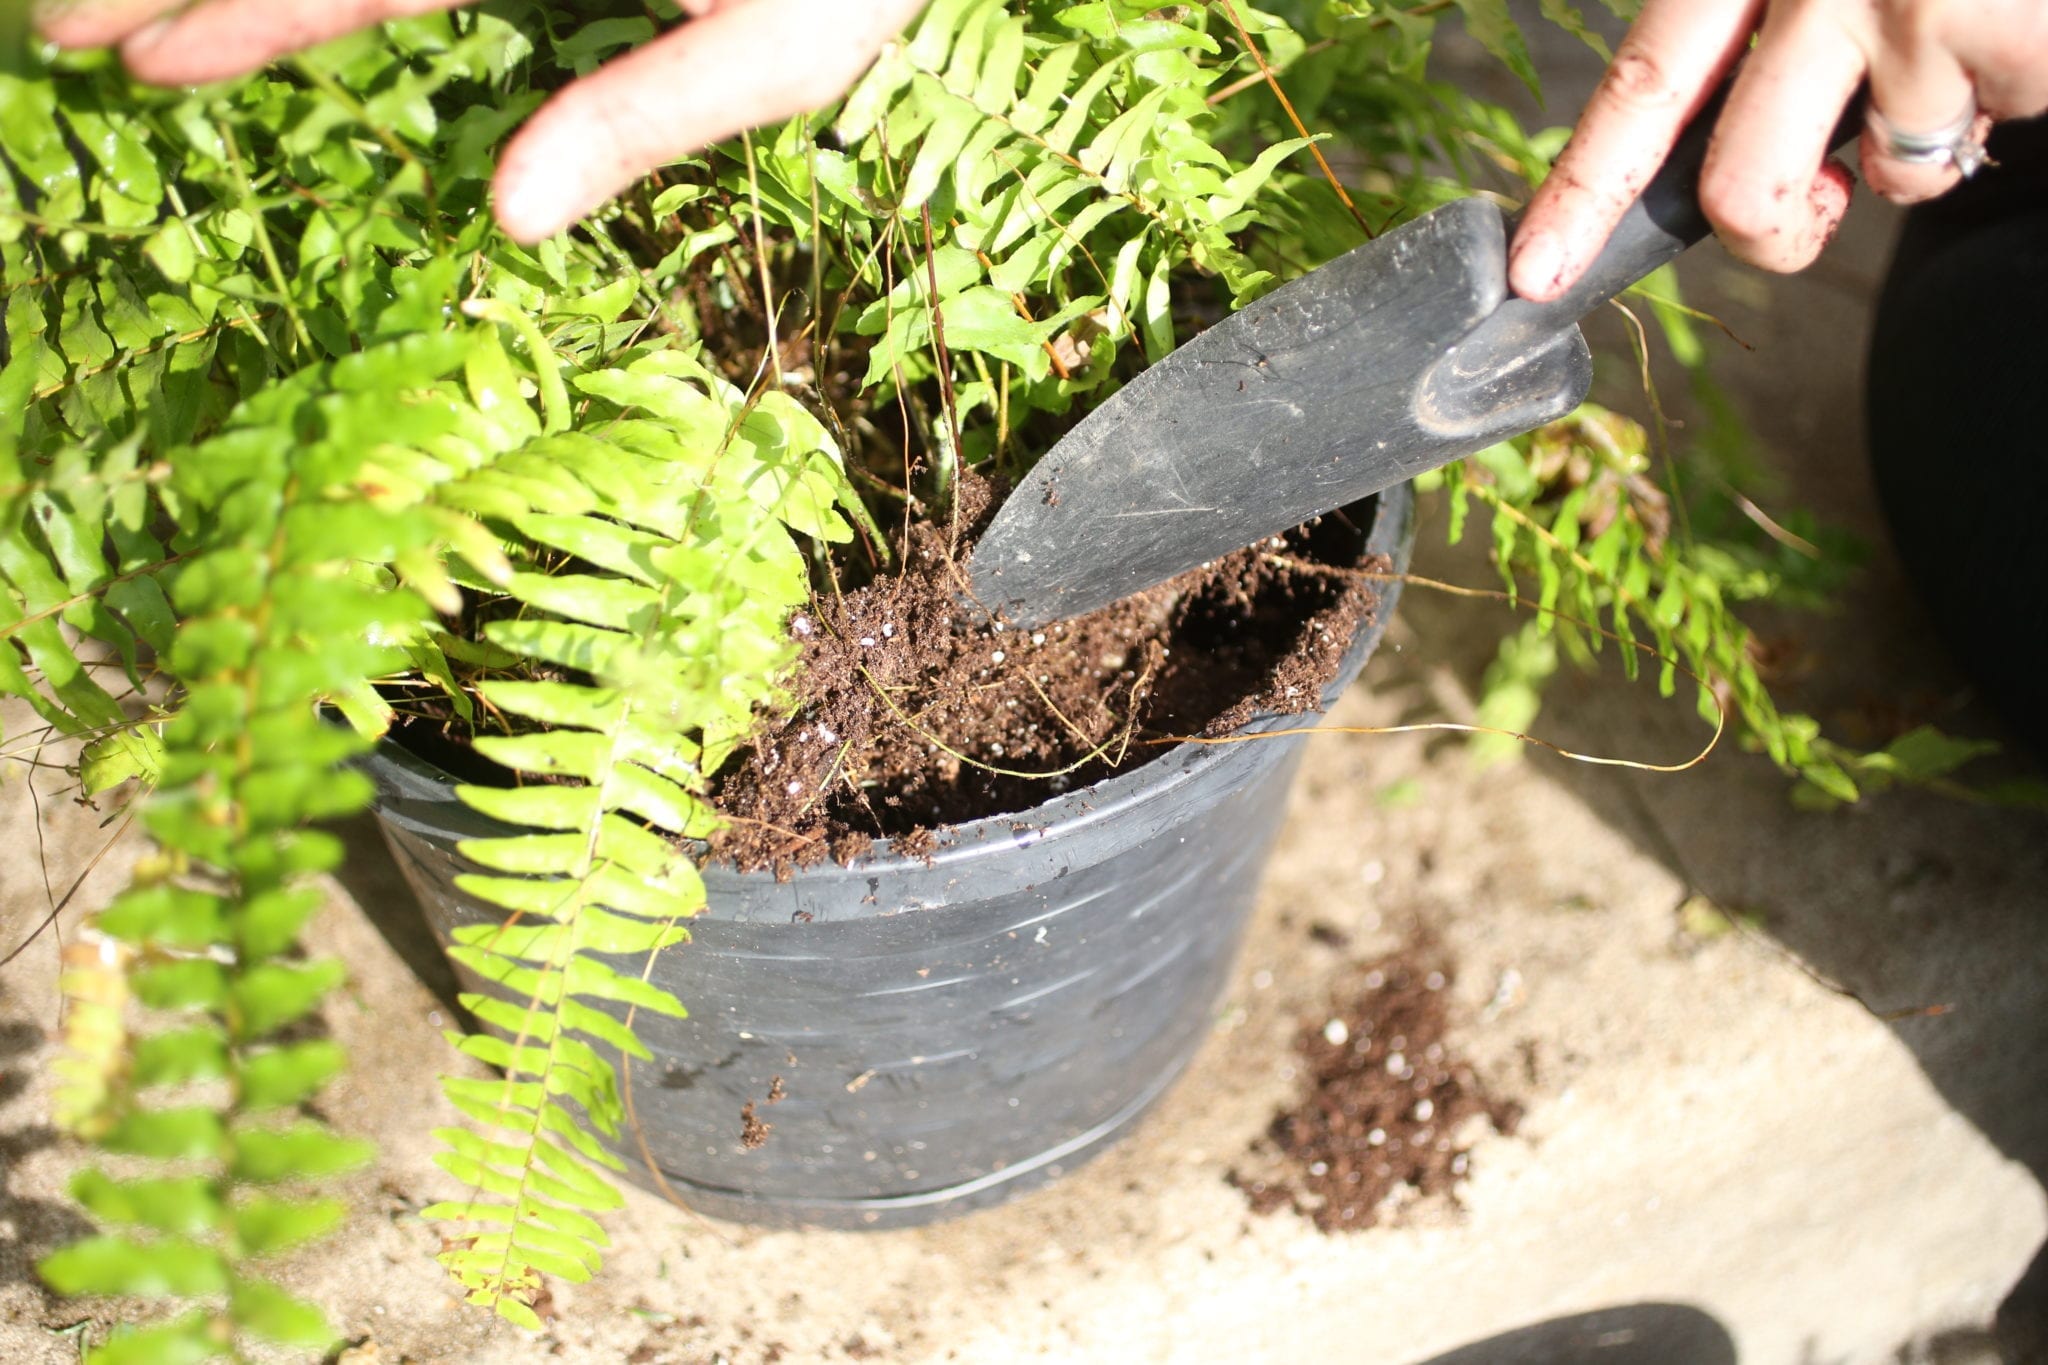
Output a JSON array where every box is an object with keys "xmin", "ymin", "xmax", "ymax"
[
  {"xmin": 739, "ymin": 1101, "xmax": 771, "ymax": 1151},
  {"xmin": 1230, "ymin": 946, "xmax": 1520, "ymax": 1233},
  {"xmin": 710, "ymin": 477, "xmax": 1386, "ymax": 872}
]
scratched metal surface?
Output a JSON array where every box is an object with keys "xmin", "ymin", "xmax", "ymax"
[
  {"xmin": 969, "ymin": 198, "xmax": 1585, "ymax": 628},
  {"xmin": 364, "ymin": 486, "xmax": 1412, "ymax": 1230}
]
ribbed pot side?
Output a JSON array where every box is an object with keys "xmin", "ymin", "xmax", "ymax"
[{"xmin": 363, "ymin": 486, "xmax": 1413, "ymax": 1230}]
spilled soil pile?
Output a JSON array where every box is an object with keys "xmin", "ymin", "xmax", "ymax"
[
  {"xmin": 1230, "ymin": 949, "xmax": 1520, "ymax": 1233},
  {"xmin": 708, "ymin": 480, "xmax": 1388, "ymax": 872}
]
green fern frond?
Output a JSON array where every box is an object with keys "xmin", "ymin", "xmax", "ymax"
[
  {"xmin": 404, "ymin": 334, "xmax": 841, "ymax": 1323},
  {"xmin": 34, "ymin": 329, "xmax": 483, "ymax": 1355},
  {"xmin": 1438, "ymin": 404, "xmax": 1862, "ymax": 793}
]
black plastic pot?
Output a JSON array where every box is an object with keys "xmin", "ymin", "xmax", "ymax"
[{"xmin": 362, "ymin": 486, "xmax": 1414, "ymax": 1230}]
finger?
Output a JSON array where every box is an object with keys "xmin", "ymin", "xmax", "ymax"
[
  {"xmin": 1697, "ymin": 0, "xmax": 1866, "ymax": 274},
  {"xmin": 1860, "ymin": 0, "xmax": 1978, "ymax": 204},
  {"xmin": 493, "ymin": 0, "xmax": 926, "ymax": 243},
  {"xmin": 1508, "ymin": 0, "xmax": 1762, "ymax": 303},
  {"xmin": 110, "ymin": 0, "xmax": 468, "ymax": 86},
  {"xmin": 35, "ymin": 0, "xmax": 187, "ymax": 48},
  {"xmin": 1946, "ymin": 1, "xmax": 2048, "ymax": 119}
]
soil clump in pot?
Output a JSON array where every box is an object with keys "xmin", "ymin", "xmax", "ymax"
[{"xmin": 707, "ymin": 476, "xmax": 1388, "ymax": 872}]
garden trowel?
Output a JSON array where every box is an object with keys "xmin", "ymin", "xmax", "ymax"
[{"xmin": 969, "ymin": 87, "xmax": 1846, "ymax": 629}]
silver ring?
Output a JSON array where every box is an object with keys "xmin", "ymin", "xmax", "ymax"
[{"xmin": 1866, "ymin": 96, "xmax": 1993, "ymax": 178}]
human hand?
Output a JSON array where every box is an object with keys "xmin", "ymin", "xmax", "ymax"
[
  {"xmin": 36, "ymin": 0, "xmax": 929, "ymax": 242},
  {"xmin": 1508, "ymin": 0, "xmax": 2048, "ymax": 303}
]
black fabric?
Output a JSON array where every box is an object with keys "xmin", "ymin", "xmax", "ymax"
[{"xmin": 1866, "ymin": 115, "xmax": 2048, "ymax": 758}]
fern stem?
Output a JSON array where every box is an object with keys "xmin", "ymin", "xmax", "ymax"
[
  {"xmin": 31, "ymin": 314, "xmax": 275, "ymax": 402},
  {"xmin": 1465, "ymin": 472, "xmax": 1655, "ymax": 625},
  {"xmin": 1215, "ymin": 0, "xmax": 1372, "ymax": 238},
  {"xmin": 291, "ymin": 60, "xmax": 443, "ymax": 241},
  {"xmin": 216, "ymin": 119, "xmax": 313, "ymax": 356},
  {"xmin": 0, "ymin": 552, "xmax": 185, "ymax": 643},
  {"xmin": 740, "ymin": 131, "xmax": 784, "ymax": 389}
]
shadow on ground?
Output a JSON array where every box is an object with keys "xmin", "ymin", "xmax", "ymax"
[
  {"xmin": 0, "ymin": 1003, "xmax": 91, "ymax": 1296},
  {"xmin": 1428, "ymin": 578, "xmax": 2048, "ymax": 1354},
  {"xmin": 1388, "ymin": 226, "xmax": 2048, "ymax": 1362},
  {"xmin": 1419, "ymin": 16, "xmax": 2048, "ymax": 1353},
  {"xmin": 328, "ymin": 813, "xmax": 465, "ymax": 1020}
]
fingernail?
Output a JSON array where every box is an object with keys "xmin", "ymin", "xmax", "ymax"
[
  {"xmin": 30, "ymin": 0, "xmax": 90, "ymax": 28},
  {"xmin": 495, "ymin": 171, "xmax": 575, "ymax": 243},
  {"xmin": 124, "ymin": 16, "xmax": 174, "ymax": 53},
  {"xmin": 33, "ymin": 0, "xmax": 139, "ymax": 43},
  {"xmin": 1509, "ymin": 228, "xmax": 1566, "ymax": 301}
]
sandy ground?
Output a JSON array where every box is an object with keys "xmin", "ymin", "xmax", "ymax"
[{"xmin": 5, "ymin": 11, "xmax": 2048, "ymax": 1365}]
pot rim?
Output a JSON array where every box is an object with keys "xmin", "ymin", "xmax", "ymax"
[{"xmin": 369, "ymin": 484, "xmax": 1414, "ymax": 881}]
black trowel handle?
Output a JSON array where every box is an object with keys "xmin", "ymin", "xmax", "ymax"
[{"xmin": 1478, "ymin": 78, "xmax": 1867, "ymax": 355}]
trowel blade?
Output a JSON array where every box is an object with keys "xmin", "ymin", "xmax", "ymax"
[{"xmin": 966, "ymin": 197, "xmax": 1591, "ymax": 629}]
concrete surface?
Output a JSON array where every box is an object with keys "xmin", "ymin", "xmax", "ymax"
[{"xmin": 4, "ymin": 8, "xmax": 2048, "ymax": 1364}]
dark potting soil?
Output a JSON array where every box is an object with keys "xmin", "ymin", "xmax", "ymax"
[
  {"xmin": 1229, "ymin": 949, "xmax": 1521, "ymax": 1234},
  {"xmin": 707, "ymin": 477, "xmax": 1387, "ymax": 873}
]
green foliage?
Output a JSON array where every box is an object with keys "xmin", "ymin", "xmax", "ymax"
[
  {"xmin": 420, "ymin": 345, "xmax": 843, "ymax": 1321},
  {"xmin": 1799, "ymin": 727, "xmax": 2048, "ymax": 811},
  {"xmin": 1417, "ymin": 373, "xmax": 2002, "ymax": 803},
  {"xmin": 0, "ymin": 0, "xmax": 1949, "ymax": 1351},
  {"xmin": 1422, "ymin": 401, "xmax": 1872, "ymax": 794},
  {"xmin": 1, "ymin": 1, "xmax": 856, "ymax": 1341}
]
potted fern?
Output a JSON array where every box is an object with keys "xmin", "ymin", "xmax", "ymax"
[{"xmin": 3, "ymin": 0, "xmax": 1949, "ymax": 1355}]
